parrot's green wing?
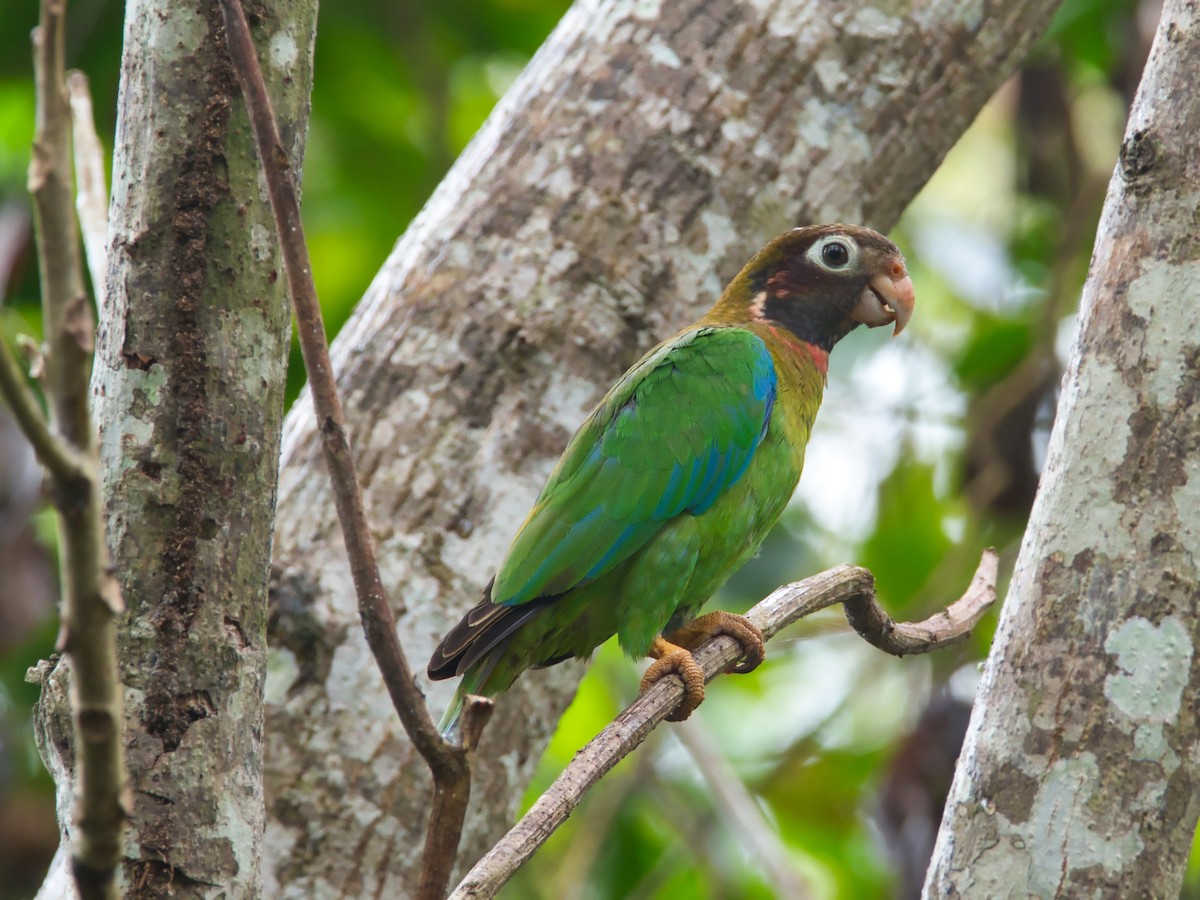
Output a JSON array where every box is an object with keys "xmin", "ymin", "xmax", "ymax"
[
  {"xmin": 494, "ymin": 325, "xmax": 777, "ymax": 607},
  {"xmin": 428, "ymin": 326, "xmax": 778, "ymax": 682}
]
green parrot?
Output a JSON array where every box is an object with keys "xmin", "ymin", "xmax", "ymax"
[{"xmin": 428, "ymin": 224, "xmax": 915, "ymax": 737}]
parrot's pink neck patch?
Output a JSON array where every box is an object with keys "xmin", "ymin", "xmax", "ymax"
[
  {"xmin": 766, "ymin": 325, "xmax": 829, "ymax": 375},
  {"xmin": 803, "ymin": 341, "xmax": 830, "ymax": 374}
]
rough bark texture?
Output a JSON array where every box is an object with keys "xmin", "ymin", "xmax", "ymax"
[
  {"xmin": 265, "ymin": 0, "xmax": 1062, "ymax": 894},
  {"xmin": 924, "ymin": 2, "xmax": 1200, "ymax": 895},
  {"xmin": 34, "ymin": 1, "xmax": 317, "ymax": 897}
]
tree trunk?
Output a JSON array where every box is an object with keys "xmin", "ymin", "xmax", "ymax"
[
  {"xmin": 34, "ymin": 2, "xmax": 315, "ymax": 897},
  {"xmin": 924, "ymin": 1, "xmax": 1200, "ymax": 895},
  {"xmin": 265, "ymin": 0, "xmax": 1062, "ymax": 893}
]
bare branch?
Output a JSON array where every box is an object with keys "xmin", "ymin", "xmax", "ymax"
[
  {"xmin": 459, "ymin": 695, "xmax": 497, "ymax": 755},
  {"xmin": 844, "ymin": 548, "xmax": 999, "ymax": 655},
  {"xmin": 27, "ymin": 2, "xmax": 125, "ymax": 898},
  {"xmin": 0, "ymin": 333, "xmax": 86, "ymax": 484},
  {"xmin": 215, "ymin": 3, "xmax": 484, "ymax": 897},
  {"xmin": 66, "ymin": 70, "xmax": 108, "ymax": 311},
  {"xmin": 448, "ymin": 553, "xmax": 998, "ymax": 899},
  {"xmin": 31, "ymin": 6, "xmax": 93, "ymax": 452}
]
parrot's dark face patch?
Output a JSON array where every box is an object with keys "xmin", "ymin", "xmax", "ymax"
[{"xmin": 751, "ymin": 225, "xmax": 914, "ymax": 350}]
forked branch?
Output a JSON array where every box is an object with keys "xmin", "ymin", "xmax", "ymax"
[
  {"xmin": 216, "ymin": 3, "xmax": 487, "ymax": 897},
  {"xmin": 448, "ymin": 550, "xmax": 999, "ymax": 899}
]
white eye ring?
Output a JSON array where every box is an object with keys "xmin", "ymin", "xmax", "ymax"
[{"xmin": 806, "ymin": 235, "xmax": 859, "ymax": 271}]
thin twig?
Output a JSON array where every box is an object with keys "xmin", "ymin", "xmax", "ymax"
[
  {"xmin": 674, "ymin": 721, "xmax": 812, "ymax": 899},
  {"xmin": 31, "ymin": 12, "xmax": 93, "ymax": 452},
  {"xmin": 215, "ymin": 4, "xmax": 482, "ymax": 898},
  {"xmin": 843, "ymin": 549, "xmax": 998, "ymax": 655},
  {"xmin": 66, "ymin": 70, "xmax": 108, "ymax": 311},
  {"xmin": 26, "ymin": 2, "xmax": 125, "ymax": 898},
  {"xmin": 448, "ymin": 551, "xmax": 999, "ymax": 899},
  {"xmin": 0, "ymin": 333, "xmax": 87, "ymax": 484}
]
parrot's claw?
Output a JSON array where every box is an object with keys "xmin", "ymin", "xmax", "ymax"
[
  {"xmin": 666, "ymin": 611, "xmax": 765, "ymax": 676},
  {"xmin": 641, "ymin": 637, "xmax": 705, "ymax": 722}
]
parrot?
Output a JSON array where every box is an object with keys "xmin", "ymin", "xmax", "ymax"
[{"xmin": 428, "ymin": 224, "xmax": 915, "ymax": 738}]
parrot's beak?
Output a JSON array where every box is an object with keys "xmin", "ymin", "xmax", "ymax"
[{"xmin": 852, "ymin": 264, "xmax": 916, "ymax": 336}]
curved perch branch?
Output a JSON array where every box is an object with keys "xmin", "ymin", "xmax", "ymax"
[{"xmin": 448, "ymin": 549, "xmax": 999, "ymax": 899}]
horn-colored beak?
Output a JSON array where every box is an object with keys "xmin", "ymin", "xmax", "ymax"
[{"xmin": 851, "ymin": 264, "xmax": 916, "ymax": 336}]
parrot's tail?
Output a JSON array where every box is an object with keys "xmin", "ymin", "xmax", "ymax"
[
  {"xmin": 437, "ymin": 687, "xmax": 468, "ymax": 741},
  {"xmin": 437, "ymin": 651, "xmax": 504, "ymax": 741},
  {"xmin": 438, "ymin": 696, "xmax": 463, "ymax": 742}
]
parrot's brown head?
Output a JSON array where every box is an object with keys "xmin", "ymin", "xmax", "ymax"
[{"xmin": 714, "ymin": 224, "xmax": 915, "ymax": 353}]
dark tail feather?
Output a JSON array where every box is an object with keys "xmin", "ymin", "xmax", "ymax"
[
  {"xmin": 428, "ymin": 582, "xmax": 556, "ymax": 683},
  {"xmin": 428, "ymin": 578, "xmax": 564, "ymax": 738}
]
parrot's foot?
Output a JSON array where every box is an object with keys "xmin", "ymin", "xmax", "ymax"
[
  {"xmin": 641, "ymin": 637, "xmax": 706, "ymax": 722},
  {"xmin": 667, "ymin": 611, "xmax": 765, "ymax": 675}
]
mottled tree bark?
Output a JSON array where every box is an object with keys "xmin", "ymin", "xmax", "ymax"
[
  {"xmin": 265, "ymin": 0, "xmax": 1062, "ymax": 894},
  {"xmin": 924, "ymin": 1, "xmax": 1200, "ymax": 895},
  {"xmin": 34, "ymin": 1, "xmax": 316, "ymax": 897}
]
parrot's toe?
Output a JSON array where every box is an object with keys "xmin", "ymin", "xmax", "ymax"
[
  {"xmin": 641, "ymin": 637, "xmax": 705, "ymax": 722},
  {"xmin": 667, "ymin": 610, "xmax": 765, "ymax": 676}
]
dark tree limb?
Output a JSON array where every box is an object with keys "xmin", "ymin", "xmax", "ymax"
[
  {"xmin": 12, "ymin": 2, "xmax": 126, "ymax": 898},
  {"xmin": 216, "ymin": 3, "xmax": 487, "ymax": 898},
  {"xmin": 448, "ymin": 550, "xmax": 999, "ymax": 898}
]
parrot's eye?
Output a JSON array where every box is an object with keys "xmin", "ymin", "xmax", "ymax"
[
  {"xmin": 821, "ymin": 241, "xmax": 850, "ymax": 268},
  {"xmin": 806, "ymin": 235, "xmax": 859, "ymax": 272}
]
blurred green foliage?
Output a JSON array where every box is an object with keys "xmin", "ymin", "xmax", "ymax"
[{"xmin": 1, "ymin": 0, "xmax": 1193, "ymax": 898}]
